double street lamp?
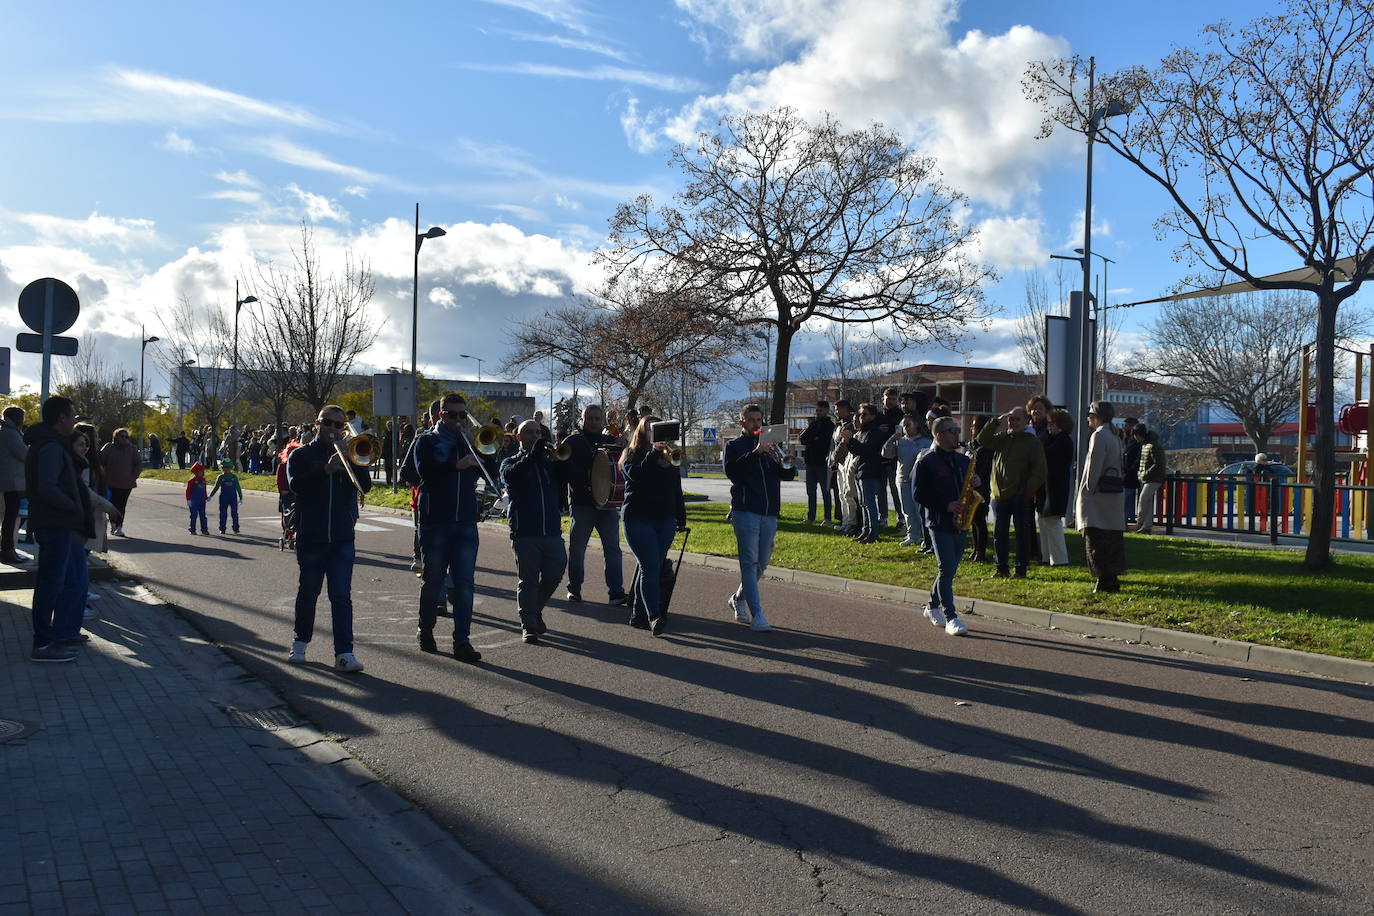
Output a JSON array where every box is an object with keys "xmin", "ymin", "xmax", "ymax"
[
  {"xmin": 457, "ymin": 353, "xmax": 484, "ymax": 383},
  {"xmin": 231, "ymin": 280, "xmax": 258, "ymax": 433},
  {"xmin": 412, "ymin": 203, "xmax": 447, "ymax": 423},
  {"xmin": 1075, "ymin": 247, "xmax": 1115, "ymax": 400},
  {"xmin": 139, "ymin": 327, "xmax": 160, "ymax": 450}
]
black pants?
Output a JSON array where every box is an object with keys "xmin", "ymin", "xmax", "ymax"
[
  {"xmin": 176, "ymin": 450, "xmax": 188, "ymax": 469},
  {"xmin": 969, "ymin": 501, "xmax": 989, "ymax": 559},
  {"xmin": 109, "ymin": 488, "xmax": 132, "ymax": 528},
  {"xmin": 1083, "ymin": 527, "xmax": 1126, "ymax": 583},
  {"xmin": 2, "ymin": 490, "xmax": 21, "ymax": 555},
  {"xmin": 991, "ymin": 494, "xmax": 1034, "ymax": 573}
]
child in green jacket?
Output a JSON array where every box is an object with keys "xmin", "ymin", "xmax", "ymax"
[{"xmin": 209, "ymin": 459, "xmax": 244, "ymax": 534}]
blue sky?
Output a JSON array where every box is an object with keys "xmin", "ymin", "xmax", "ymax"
[{"xmin": 0, "ymin": 0, "xmax": 1311, "ymax": 411}]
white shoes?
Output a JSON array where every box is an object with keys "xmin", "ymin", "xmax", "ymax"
[
  {"xmin": 899, "ymin": 538, "xmax": 919, "ymax": 546},
  {"xmin": 750, "ymin": 611, "xmax": 772, "ymax": 632},
  {"xmin": 334, "ymin": 652, "xmax": 365, "ymax": 673},
  {"xmin": 287, "ymin": 640, "xmax": 307, "ymax": 663},
  {"xmin": 728, "ymin": 595, "xmax": 751, "ymax": 625},
  {"xmin": 111, "ymin": 526, "xmax": 125, "ymax": 537},
  {"xmin": 922, "ymin": 605, "xmax": 947, "ymax": 628},
  {"xmin": 945, "ymin": 618, "xmax": 968, "ymax": 637}
]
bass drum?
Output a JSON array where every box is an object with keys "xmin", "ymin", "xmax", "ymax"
[{"xmin": 589, "ymin": 448, "xmax": 627, "ymax": 510}]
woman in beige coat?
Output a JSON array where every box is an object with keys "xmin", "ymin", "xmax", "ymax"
[{"xmin": 1076, "ymin": 400, "xmax": 1126, "ymax": 593}]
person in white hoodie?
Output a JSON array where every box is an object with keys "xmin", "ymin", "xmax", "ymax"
[{"xmin": 881, "ymin": 415, "xmax": 933, "ymax": 547}]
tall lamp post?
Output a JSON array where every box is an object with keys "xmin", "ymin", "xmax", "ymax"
[
  {"xmin": 753, "ymin": 330, "xmax": 772, "ymax": 418},
  {"xmin": 457, "ymin": 353, "xmax": 484, "ymax": 382},
  {"xmin": 139, "ymin": 326, "xmax": 160, "ymax": 451},
  {"xmin": 232, "ymin": 280, "xmax": 258, "ymax": 433},
  {"xmin": 1075, "ymin": 248, "xmax": 1115, "ymax": 400},
  {"xmin": 411, "ymin": 203, "xmax": 447, "ymax": 424},
  {"xmin": 175, "ymin": 359, "xmax": 194, "ymax": 430}
]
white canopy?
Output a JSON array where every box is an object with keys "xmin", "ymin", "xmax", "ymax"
[{"xmin": 1120, "ymin": 253, "xmax": 1366, "ymax": 308}]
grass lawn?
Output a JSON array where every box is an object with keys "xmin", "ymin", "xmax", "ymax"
[
  {"xmin": 680, "ymin": 502, "xmax": 1374, "ymax": 662},
  {"xmin": 142, "ymin": 468, "xmax": 1373, "ymax": 661}
]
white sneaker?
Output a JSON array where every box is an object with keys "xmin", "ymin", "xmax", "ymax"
[
  {"xmin": 335, "ymin": 652, "xmax": 365, "ymax": 673},
  {"xmin": 945, "ymin": 618, "xmax": 968, "ymax": 637},
  {"xmin": 750, "ymin": 611, "xmax": 772, "ymax": 632},
  {"xmin": 287, "ymin": 640, "xmax": 307, "ymax": 663},
  {"xmin": 922, "ymin": 605, "xmax": 947, "ymax": 628},
  {"xmin": 728, "ymin": 596, "xmax": 750, "ymax": 625},
  {"xmin": 899, "ymin": 538, "xmax": 918, "ymax": 547},
  {"xmin": 112, "ymin": 526, "xmax": 125, "ymax": 537}
]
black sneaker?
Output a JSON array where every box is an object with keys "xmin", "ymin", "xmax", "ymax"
[
  {"xmin": 650, "ymin": 616, "xmax": 667, "ymax": 637},
  {"xmin": 452, "ymin": 641, "xmax": 482, "ymax": 663},
  {"xmin": 629, "ymin": 616, "xmax": 650, "ymax": 630},
  {"xmin": 608, "ymin": 592, "xmax": 630, "ymax": 607},
  {"xmin": 417, "ymin": 628, "xmax": 437, "ymax": 653},
  {"xmin": 59, "ymin": 635, "xmax": 90, "ymax": 645},
  {"xmin": 521, "ymin": 626, "xmax": 539, "ymax": 644},
  {"xmin": 534, "ymin": 614, "xmax": 548, "ymax": 635},
  {"xmin": 566, "ymin": 591, "xmax": 582, "ymax": 603},
  {"xmin": 31, "ymin": 644, "xmax": 77, "ymax": 663}
]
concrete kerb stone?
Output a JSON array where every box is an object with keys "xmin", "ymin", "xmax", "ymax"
[
  {"xmin": 1139, "ymin": 628, "xmax": 1253, "ymax": 663},
  {"xmin": 1247, "ymin": 643, "xmax": 1374, "ymax": 683},
  {"xmin": 965, "ymin": 599, "xmax": 1053, "ymax": 629},
  {"xmin": 1048, "ymin": 612, "xmax": 1147, "ymax": 644}
]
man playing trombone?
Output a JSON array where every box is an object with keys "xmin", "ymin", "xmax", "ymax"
[
  {"xmin": 413, "ymin": 393, "xmax": 486, "ymax": 663},
  {"xmin": 286, "ymin": 405, "xmax": 373, "ymax": 673}
]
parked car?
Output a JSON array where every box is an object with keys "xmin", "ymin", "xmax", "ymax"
[{"xmin": 1216, "ymin": 461, "xmax": 1295, "ymax": 479}]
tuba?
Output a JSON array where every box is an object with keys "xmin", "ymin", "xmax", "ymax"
[{"xmin": 955, "ymin": 452, "xmax": 983, "ymax": 531}]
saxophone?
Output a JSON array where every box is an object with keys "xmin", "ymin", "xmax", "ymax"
[{"xmin": 955, "ymin": 451, "xmax": 983, "ymax": 531}]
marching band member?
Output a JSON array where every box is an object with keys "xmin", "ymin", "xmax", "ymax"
[
  {"xmin": 619, "ymin": 416, "xmax": 687, "ymax": 636},
  {"xmin": 723, "ymin": 404, "xmax": 796, "ymax": 632},
  {"xmin": 559, "ymin": 404, "xmax": 629, "ymax": 606},
  {"xmin": 286, "ymin": 405, "xmax": 372, "ymax": 672},
  {"xmin": 413, "ymin": 393, "xmax": 483, "ymax": 663},
  {"xmin": 500, "ymin": 420, "xmax": 568, "ymax": 643},
  {"xmin": 913, "ymin": 415, "xmax": 977, "ymax": 637}
]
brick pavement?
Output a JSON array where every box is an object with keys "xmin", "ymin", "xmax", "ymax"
[{"xmin": 0, "ymin": 578, "xmax": 537, "ymax": 916}]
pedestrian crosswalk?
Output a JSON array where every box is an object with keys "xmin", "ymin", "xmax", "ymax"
[{"xmin": 238, "ymin": 514, "xmax": 413, "ymax": 534}]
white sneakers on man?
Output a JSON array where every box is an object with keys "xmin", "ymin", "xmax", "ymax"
[
  {"xmin": 334, "ymin": 653, "xmax": 365, "ymax": 673},
  {"xmin": 287, "ymin": 640, "xmax": 307, "ymax": 663},
  {"xmin": 728, "ymin": 595, "xmax": 751, "ymax": 625},
  {"xmin": 922, "ymin": 605, "xmax": 947, "ymax": 628}
]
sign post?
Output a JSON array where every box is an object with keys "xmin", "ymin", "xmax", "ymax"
[
  {"xmin": 17, "ymin": 278, "xmax": 81, "ymax": 402},
  {"xmin": 373, "ymin": 372, "xmax": 415, "ymax": 492}
]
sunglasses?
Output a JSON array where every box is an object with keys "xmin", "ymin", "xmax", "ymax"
[
  {"xmin": 319, "ymin": 418, "xmax": 345, "ymax": 429},
  {"xmin": 938, "ymin": 426, "xmax": 961, "ymax": 434},
  {"xmin": 443, "ymin": 410, "xmax": 468, "ymax": 420}
]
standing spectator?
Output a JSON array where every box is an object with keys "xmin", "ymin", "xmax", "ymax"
[
  {"xmin": 1121, "ymin": 417, "xmax": 1141, "ymax": 525},
  {"xmin": 618, "ymin": 416, "xmax": 687, "ymax": 636},
  {"xmin": 798, "ymin": 401, "xmax": 835, "ymax": 526},
  {"xmin": 830, "ymin": 400, "xmax": 859, "ymax": 534},
  {"xmin": 1134, "ymin": 424, "xmax": 1168, "ymax": 533},
  {"xmin": 0, "ymin": 406, "xmax": 28, "ymax": 564},
  {"xmin": 844, "ymin": 403, "xmax": 889, "ymax": 544},
  {"xmin": 883, "ymin": 415, "xmax": 932, "ymax": 547},
  {"xmin": 99, "ymin": 427, "xmax": 143, "ymax": 537},
  {"xmin": 501, "ymin": 420, "xmax": 569, "ymax": 642},
  {"xmin": 1026, "ymin": 394, "xmax": 1053, "ymax": 440},
  {"xmin": 1038, "ymin": 409, "xmax": 1075, "ymax": 566},
  {"xmin": 24, "ymin": 396, "xmax": 92, "ymax": 662},
  {"xmin": 174, "ymin": 429, "xmax": 190, "ymax": 469},
  {"xmin": 975, "ymin": 407, "xmax": 1047, "ymax": 579},
  {"xmin": 1078, "ymin": 401, "xmax": 1127, "ymax": 593},
  {"xmin": 59, "ymin": 429, "xmax": 119, "ymax": 644},
  {"xmin": 345, "ymin": 409, "xmax": 363, "ymax": 436},
  {"xmin": 879, "ymin": 388, "xmax": 904, "ymax": 530},
  {"xmin": 559, "ymin": 404, "xmax": 628, "ymax": 605},
  {"xmin": 381, "ymin": 419, "xmax": 395, "ymax": 486},
  {"xmin": 963, "ymin": 415, "xmax": 995, "ymax": 563},
  {"xmin": 202, "ymin": 425, "xmax": 218, "ymax": 466},
  {"xmin": 723, "ymin": 403, "xmax": 796, "ymax": 631},
  {"xmin": 147, "ymin": 433, "xmax": 163, "ymax": 470}
]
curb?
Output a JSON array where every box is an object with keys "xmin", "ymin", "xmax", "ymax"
[
  {"xmin": 99, "ymin": 576, "xmax": 540, "ymax": 916},
  {"xmin": 135, "ymin": 475, "xmax": 1374, "ymax": 684}
]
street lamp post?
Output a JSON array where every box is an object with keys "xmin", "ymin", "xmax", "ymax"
[
  {"xmin": 232, "ymin": 279, "xmax": 258, "ymax": 433},
  {"xmin": 457, "ymin": 353, "xmax": 484, "ymax": 382},
  {"xmin": 411, "ymin": 203, "xmax": 447, "ymax": 425},
  {"xmin": 1075, "ymin": 248, "xmax": 1115, "ymax": 400},
  {"xmin": 139, "ymin": 325, "xmax": 160, "ymax": 452},
  {"xmin": 175, "ymin": 360, "xmax": 194, "ymax": 430},
  {"xmin": 754, "ymin": 329, "xmax": 772, "ymax": 418}
]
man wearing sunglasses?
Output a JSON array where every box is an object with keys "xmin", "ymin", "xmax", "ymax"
[
  {"xmin": 913, "ymin": 416, "xmax": 979, "ymax": 636},
  {"xmin": 413, "ymin": 393, "xmax": 484, "ymax": 663},
  {"xmin": 285, "ymin": 405, "xmax": 372, "ymax": 672}
]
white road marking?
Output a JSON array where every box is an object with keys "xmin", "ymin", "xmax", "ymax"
[{"xmin": 361, "ymin": 515, "xmax": 414, "ymax": 526}]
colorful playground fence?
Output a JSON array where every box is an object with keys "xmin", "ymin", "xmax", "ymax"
[{"xmin": 1156, "ymin": 475, "xmax": 1374, "ymax": 544}]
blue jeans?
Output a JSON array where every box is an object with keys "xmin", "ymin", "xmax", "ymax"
[
  {"xmin": 293, "ymin": 541, "xmax": 356, "ymax": 655},
  {"xmin": 859, "ymin": 477, "xmax": 884, "ymax": 535},
  {"xmin": 419, "ymin": 522, "xmax": 479, "ymax": 642},
  {"xmin": 56, "ymin": 545, "xmax": 90, "ymax": 641},
  {"xmin": 623, "ymin": 517, "xmax": 677, "ymax": 621},
  {"xmin": 929, "ymin": 528, "xmax": 967, "ymax": 616},
  {"xmin": 32, "ymin": 527, "xmax": 84, "ymax": 649},
  {"xmin": 804, "ymin": 463, "xmax": 832, "ymax": 522},
  {"xmin": 218, "ymin": 495, "xmax": 239, "ymax": 531},
  {"xmin": 188, "ymin": 497, "xmax": 208, "ymax": 532},
  {"xmin": 567, "ymin": 505, "xmax": 623, "ymax": 596},
  {"xmin": 897, "ymin": 476, "xmax": 924, "ymax": 541},
  {"xmin": 730, "ymin": 510, "xmax": 777, "ymax": 617},
  {"xmin": 991, "ymin": 494, "xmax": 1034, "ymax": 573},
  {"xmin": 511, "ymin": 535, "xmax": 567, "ymax": 623},
  {"xmin": 1123, "ymin": 487, "xmax": 1138, "ymax": 523}
]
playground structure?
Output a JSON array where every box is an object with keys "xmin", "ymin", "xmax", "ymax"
[{"xmin": 1297, "ymin": 340, "xmax": 1372, "ymax": 486}]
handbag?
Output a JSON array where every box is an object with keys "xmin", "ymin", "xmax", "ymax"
[{"xmin": 1098, "ymin": 472, "xmax": 1124, "ymax": 494}]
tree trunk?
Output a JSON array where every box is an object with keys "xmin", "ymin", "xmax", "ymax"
[
  {"xmin": 1302, "ymin": 292, "xmax": 1339, "ymax": 570},
  {"xmin": 769, "ymin": 326, "xmax": 793, "ymax": 425}
]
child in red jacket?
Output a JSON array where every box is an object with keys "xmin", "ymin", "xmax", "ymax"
[{"xmin": 185, "ymin": 462, "xmax": 209, "ymax": 534}]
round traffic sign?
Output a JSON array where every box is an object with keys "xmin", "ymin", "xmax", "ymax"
[{"xmin": 18, "ymin": 278, "xmax": 81, "ymax": 335}]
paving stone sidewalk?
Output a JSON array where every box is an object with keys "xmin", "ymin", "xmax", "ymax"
[{"xmin": 0, "ymin": 579, "xmax": 537, "ymax": 916}]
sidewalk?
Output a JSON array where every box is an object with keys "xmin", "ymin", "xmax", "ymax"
[{"xmin": 0, "ymin": 579, "xmax": 537, "ymax": 915}]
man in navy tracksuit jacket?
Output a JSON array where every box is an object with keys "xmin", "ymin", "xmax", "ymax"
[
  {"xmin": 500, "ymin": 420, "xmax": 568, "ymax": 643},
  {"xmin": 286, "ymin": 405, "xmax": 372, "ymax": 672},
  {"xmin": 414, "ymin": 393, "xmax": 485, "ymax": 662},
  {"xmin": 913, "ymin": 415, "xmax": 977, "ymax": 637},
  {"xmin": 723, "ymin": 404, "xmax": 797, "ymax": 632}
]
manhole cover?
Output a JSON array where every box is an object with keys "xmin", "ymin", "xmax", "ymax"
[
  {"xmin": 224, "ymin": 707, "xmax": 302, "ymax": 730},
  {"xmin": 0, "ymin": 718, "xmax": 36, "ymax": 743}
]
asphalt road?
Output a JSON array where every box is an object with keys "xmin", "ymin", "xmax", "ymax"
[{"xmin": 112, "ymin": 481, "xmax": 1373, "ymax": 915}]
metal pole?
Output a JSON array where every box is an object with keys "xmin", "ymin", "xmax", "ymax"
[
  {"xmin": 40, "ymin": 279, "xmax": 54, "ymax": 404},
  {"xmin": 139, "ymin": 324, "xmax": 147, "ymax": 450},
  {"xmin": 1100, "ymin": 257, "xmax": 1110, "ymax": 400},
  {"xmin": 411, "ymin": 202, "xmax": 420, "ymax": 430},
  {"xmin": 1298, "ymin": 345, "xmax": 1310, "ymax": 483},
  {"xmin": 1077, "ymin": 56, "xmax": 1097, "ymax": 482},
  {"xmin": 232, "ymin": 279, "xmax": 240, "ymax": 432},
  {"xmin": 390, "ymin": 370, "xmax": 400, "ymax": 493}
]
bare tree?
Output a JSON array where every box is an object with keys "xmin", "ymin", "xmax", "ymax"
[
  {"xmin": 602, "ymin": 107, "xmax": 994, "ymax": 424},
  {"xmin": 247, "ymin": 223, "xmax": 378, "ymax": 414},
  {"xmin": 501, "ymin": 266, "xmax": 745, "ymax": 415},
  {"xmin": 1025, "ymin": 0, "xmax": 1374, "ymax": 568},
  {"xmin": 54, "ymin": 340, "xmax": 138, "ymax": 441},
  {"xmin": 1014, "ymin": 271, "xmax": 1054, "ymax": 387},
  {"xmin": 156, "ymin": 296, "xmax": 235, "ymax": 433}
]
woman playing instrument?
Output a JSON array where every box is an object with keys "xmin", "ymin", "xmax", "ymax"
[{"xmin": 619, "ymin": 416, "xmax": 686, "ymax": 636}]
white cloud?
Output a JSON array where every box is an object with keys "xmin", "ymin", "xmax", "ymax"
[
  {"xmin": 1062, "ymin": 210, "xmax": 1112, "ymax": 251},
  {"xmin": 215, "ymin": 169, "xmax": 260, "ymax": 188},
  {"xmin": 552, "ymin": 193, "xmax": 581, "ymax": 211},
  {"xmin": 478, "ymin": 0, "xmax": 592, "ymax": 35},
  {"xmin": 284, "ymin": 184, "xmax": 350, "ymax": 223},
  {"xmin": 161, "ymin": 130, "xmax": 196, "ymax": 154},
  {"xmin": 632, "ymin": 0, "xmax": 1073, "ymax": 207},
  {"xmin": 429, "ymin": 287, "xmax": 457, "ymax": 308},
  {"xmin": 250, "ymin": 137, "xmax": 382, "ymax": 184},
  {"xmin": 207, "ymin": 190, "xmax": 264, "ymax": 205},
  {"xmin": 462, "ymin": 62, "xmax": 702, "ymax": 93},
  {"xmin": 342, "ymin": 185, "xmax": 369, "ymax": 198},
  {"xmin": 488, "ymin": 203, "xmax": 547, "ymax": 222},
  {"xmin": 9, "ymin": 210, "xmax": 160, "ymax": 252},
  {"xmin": 498, "ymin": 29, "xmax": 629, "ymax": 61},
  {"xmin": 975, "ymin": 216, "xmax": 1046, "ymax": 270}
]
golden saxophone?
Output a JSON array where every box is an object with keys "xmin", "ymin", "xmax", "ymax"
[{"xmin": 955, "ymin": 453, "xmax": 983, "ymax": 531}]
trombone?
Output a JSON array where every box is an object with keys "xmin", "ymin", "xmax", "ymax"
[
  {"xmin": 332, "ymin": 432, "xmax": 379, "ymax": 506},
  {"xmin": 473, "ymin": 414, "xmax": 506, "ymax": 456}
]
